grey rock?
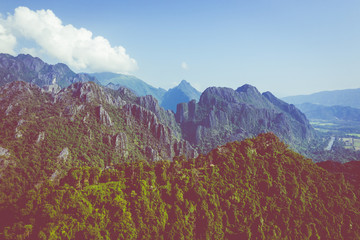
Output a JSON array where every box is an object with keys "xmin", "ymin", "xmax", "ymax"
[
  {"xmin": 176, "ymin": 84, "xmax": 315, "ymax": 154},
  {"xmin": 0, "ymin": 146, "xmax": 10, "ymax": 157},
  {"xmin": 96, "ymin": 105, "xmax": 113, "ymax": 126},
  {"xmin": 58, "ymin": 147, "xmax": 70, "ymax": 162},
  {"xmin": 36, "ymin": 132, "xmax": 45, "ymax": 144}
]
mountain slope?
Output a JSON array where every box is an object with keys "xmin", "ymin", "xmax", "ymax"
[
  {"xmin": 0, "ymin": 53, "xmax": 97, "ymax": 88},
  {"xmin": 176, "ymin": 84, "xmax": 315, "ymax": 153},
  {"xmin": 1, "ymin": 133, "xmax": 359, "ymax": 239},
  {"xmin": 161, "ymin": 80, "xmax": 201, "ymax": 112},
  {"xmin": 317, "ymin": 160, "xmax": 360, "ymax": 189},
  {"xmin": 283, "ymin": 88, "xmax": 360, "ymax": 109},
  {"xmin": 91, "ymin": 72, "xmax": 166, "ymax": 102},
  {"xmin": 0, "ymin": 81, "xmax": 197, "ymax": 204},
  {"xmin": 296, "ymin": 103, "xmax": 360, "ymax": 122}
]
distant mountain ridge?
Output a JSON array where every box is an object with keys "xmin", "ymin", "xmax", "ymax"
[
  {"xmin": 296, "ymin": 103, "xmax": 360, "ymax": 122},
  {"xmin": 90, "ymin": 72, "xmax": 166, "ymax": 102},
  {"xmin": 91, "ymin": 73, "xmax": 201, "ymax": 112},
  {"xmin": 283, "ymin": 88, "xmax": 360, "ymax": 109},
  {"xmin": 0, "ymin": 54, "xmax": 201, "ymax": 112},
  {"xmin": 160, "ymin": 80, "xmax": 201, "ymax": 112},
  {"xmin": 0, "ymin": 53, "xmax": 97, "ymax": 88}
]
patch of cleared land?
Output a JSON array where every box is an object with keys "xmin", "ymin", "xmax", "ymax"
[{"xmin": 339, "ymin": 137, "xmax": 360, "ymax": 151}]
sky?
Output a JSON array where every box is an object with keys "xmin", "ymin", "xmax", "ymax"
[{"xmin": 0, "ymin": 1, "xmax": 360, "ymax": 97}]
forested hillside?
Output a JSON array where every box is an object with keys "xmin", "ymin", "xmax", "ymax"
[{"xmin": 1, "ymin": 133, "xmax": 359, "ymax": 239}]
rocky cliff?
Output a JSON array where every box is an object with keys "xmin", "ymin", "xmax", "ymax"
[
  {"xmin": 0, "ymin": 81, "xmax": 197, "ymax": 172},
  {"xmin": 176, "ymin": 84, "xmax": 315, "ymax": 153}
]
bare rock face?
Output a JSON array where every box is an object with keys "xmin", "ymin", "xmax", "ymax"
[
  {"xmin": 137, "ymin": 95, "xmax": 182, "ymax": 139},
  {"xmin": 145, "ymin": 146, "xmax": 161, "ymax": 162},
  {"xmin": 62, "ymin": 104, "xmax": 85, "ymax": 121},
  {"xmin": 42, "ymin": 83, "xmax": 61, "ymax": 94},
  {"xmin": 113, "ymin": 132, "xmax": 128, "ymax": 152},
  {"xmin": 68, "ymin": 82, "xmax": 102, "ymax": 103},
  {"xmin": 0, "ymin": 146, "xmax": 13, "ymax": 179},
  {"xmin": 36, "ymin": 132, "xmax": 45, "ymax": 144},
  {"xmin": 5, "ymin": 104, "xmax": 13, "ymax": 116},
  {"xmin": 174, "ymin": 140, "xmax": 198, "ymax": 159},
  {"xmin": 124, "ymin": 104, "xmax": 171, "ymax": 143},
  {"xmin": 15, "ymin": 119, "xmax": 25, "ymax": 138},
  {"xmin": 103, "ymin": 132, "xmax": 129, "ymax": 158},
  {"xmin": 57, "ymin": 147, "xmax": 70, "ymax": 162},
  {"xmin": 0, "ymin": 146, "xmax": 10, "ymax": 157},
  {"xmin": 96, "ymin": 105, "xmax": 113, "ymax": 126},
  {"xmin": 176, "ymin": 84, "xmax": 315, "ymax": 154}
]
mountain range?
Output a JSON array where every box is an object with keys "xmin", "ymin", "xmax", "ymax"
[
  {"xmin": 283, "ymin": 88, "xmax": 360, "ymax": 109},
  {"xmin": 296, "ymin": 103, "xmax": 360, "ymax": 122},
  {"xmin": 1, "ymin": 53, "xmax": 360, "ymax": 239},
  {"xmin": 90, "ymin": 72, "xmax": 201, "ymax": 112},
  {"xmin": 0, "ymin": 54, "xmax": 314, "ymax": 155},
  {"xmin": 0, "ymin": 53, "xmax": 97, "ymax": 89},
  {"xmin": 0, "ymin": 53, "xmax": 202, "ymax": 113},
  {"xmin": 90, "ymin": 72, "xmax": 167, "ymax": 102}
]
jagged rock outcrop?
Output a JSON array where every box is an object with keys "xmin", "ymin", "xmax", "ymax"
[
  {"xmin": 103, "ymin": 132, "xmax": 129, "ymax": 158},
  {"xmin": 0, "ymin": 79, "xmax": 313, "ymax": 163},
  {"xmin": 0, "ymin": 147, "xmax": 10, "ymax": 157},
  {"xmin": 0, "ymin": 80, "xmax": 197, "ymax": 164},
  {"xmin": 57, "ymin": 147, "xmax": 70, "ymax": 162},
  {"xmin": 96, "ymin": 105, "xmax": 113, "ymax": 126},
  {"xmin": 42, "ymin": 79, "xmax": 61, "ymax": 94},
  {"xmin": 113, "ymin": 132, "xmax": 128, "ymax": 152},
  {"xmin": 0, "ymin": 146, "xmax": 13, "ymax": 179},
  {"xmin": 57, "ymin": 82, "xmax": 198, "ymax": 161},
  {"xmin": 176, "ymin": 84, "xmax": 315, "ymax": 153},
  {"xmin": 36, "ymin": 132, "xmax": 45, "ymax": 144},
  {"xmin": 136, "ymin": 95, "xmax": 182, "ymax": 139}
]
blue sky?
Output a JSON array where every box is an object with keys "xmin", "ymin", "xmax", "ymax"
[{"xmin": 0, "ymin": 0, "xmax": 360, "ymax": 97}]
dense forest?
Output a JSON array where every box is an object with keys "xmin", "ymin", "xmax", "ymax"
[{"xmin": 1, "ymin": 133, "xmax": 359, "ymax": 239}]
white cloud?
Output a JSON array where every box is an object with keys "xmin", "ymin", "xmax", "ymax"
[
  {"xmin": 2, "ymin": 6, "xmax": 137, "ymax": 73},
  {"xmin": 181, "ymin": 61, "xmax": 188, "ymax": 70},
  {"xmin": 0, "ymin": 23, "xmax": 16, "ymax": 55}
]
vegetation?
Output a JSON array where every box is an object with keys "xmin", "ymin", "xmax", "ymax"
[{"xmin": 1, "ymin": 133, "xmax": 359, "ymax": 239}]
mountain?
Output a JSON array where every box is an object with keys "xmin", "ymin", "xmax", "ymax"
[
  {"xmin": 296, "ymin": 103, "xmax": 360, "ymax": 122},
  {"xmin": 0, "ymin": 81, "xmax": 197, "ymax": 203},
  {"xmin": 282, "ymin": 88, "xmax": 360, "ymax": 109},
  {"xmin": 1, "ymin": 133, "xmax": 359, "ymax": 239},
  {"xmin": 160, "ymin": 80, "xmax": 201, "ymax": 112},
  {"xmin": 0, "ymin": 53, "xmax": 97, "ymax": 89},
  {"xmin": 0, "ymin": 54, "xmax": 315, "ymax": 155},
  {"xmin": 176, "ymin": 84, "xmax": 315, "ymax": 153},
  {"xmin": 90, "ymin": 72, "xmax": 166, "ymax": 102}
]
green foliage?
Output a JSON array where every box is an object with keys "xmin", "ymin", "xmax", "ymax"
[{"xmin": 1, "ymin": 133, "xmax": 360, "ymax": 239}]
